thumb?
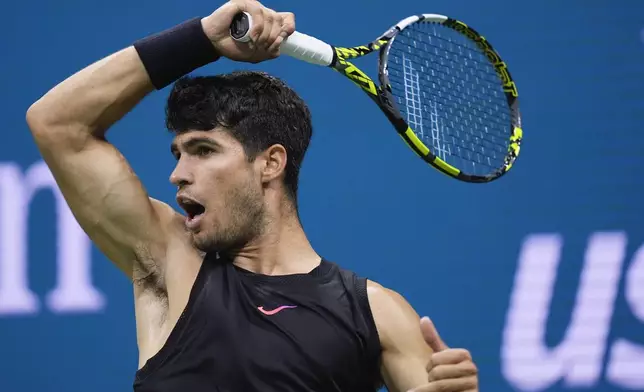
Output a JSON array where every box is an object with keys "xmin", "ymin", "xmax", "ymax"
[{"xmin": 420, "ymin": 316, "xmax": 448, "ymax": 352}]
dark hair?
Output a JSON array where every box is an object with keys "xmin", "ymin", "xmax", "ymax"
[{"xmin": 165, "ymin": 71, "xmax": 313, "ymax": 207}]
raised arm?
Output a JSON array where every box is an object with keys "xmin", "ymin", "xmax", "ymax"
[
  {"xmin": 27, "ymin": 42, "xmax": 174, "ymax": 280},
  {"xmin": 26, "ymin": 0, "xmax": 294, "ymax": 281}
]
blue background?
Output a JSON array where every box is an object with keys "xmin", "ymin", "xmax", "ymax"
[{"xmin": 1, "ymin": 0, "xmax": 643, "ymax": 391}]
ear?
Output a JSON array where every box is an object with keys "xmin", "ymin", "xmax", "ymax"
[{"xmin": 257, "ymin": 144, "xmax": 287, "ymax": 184}]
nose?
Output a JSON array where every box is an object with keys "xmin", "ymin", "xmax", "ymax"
[{"xmin": 169, "ymin": 159, "xmax": 193, "ymax": 188}]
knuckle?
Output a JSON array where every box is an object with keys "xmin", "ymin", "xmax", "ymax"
[
  {"xmin": 253, "ymin": 5, "xmax": 265, "ymax": 17},
  {"xmin": 244, "ymin": 1, "xmax": 259, "ymax": 12},
  {"xmin": 455, "ymin": 348, "xmax": 471, "ymax": 361},
  {"xmin": 274, "ymin": 13, "xmax": 283, "ymax": 24},
  {"xmin": 281, "ymin": 12, "xmax": 294, "ymax": 22},
  {"xmin": 280, "ymin": 12, "xmax": 295, "ymax": 29}
]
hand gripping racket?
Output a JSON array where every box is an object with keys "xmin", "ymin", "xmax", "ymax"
[{"xmin": 230, "ymin": 13, "xmax": 523, "ymax": 183}]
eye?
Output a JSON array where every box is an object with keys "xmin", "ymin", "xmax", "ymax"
[{"xmin": 196, "ymin": 146, "xmax": 214, "ymax": 156}]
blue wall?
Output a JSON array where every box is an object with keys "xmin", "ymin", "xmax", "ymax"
[{"xmin": 1, "ymin": 1, "xmax": 643, "ymax": 391}]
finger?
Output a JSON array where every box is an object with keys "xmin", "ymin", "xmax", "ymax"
[
  {"xmin": 279, "ymin": 12, "xmax": 296, "ymax": 36},
  {"xmin": 245, "ymin": 2, "xmax": 265, "ymax": 47},
  {"xmin": 268, "ymin": 34, "xmax": 285, "ymax": 55},
  {"xmin": 255, "ymin": 8, "xmax": 274, "ymax": 48},
  {"xmin": 427, "ymin": 361, "xmax": 478, "ymax": 382},
  {"xmin": 420, "ymin": 316, "xmax": 448, "ymax": 352},
  {"xmin": 408, "ymin": 376, "xmax": 478, "ymax": 392},
  {"xmin": 430, "ymin": 348, "xmax": 472, "ymax": 367},
  {"xmin": 268, "ymin": 12, "xmax": 294, "ymax": 54},
  {"xmin": 232, "ymin": 0, "xmax": 263, "ymax": 8},
  {"xmin": 265, "ymin": 11, "xmax": 283, "ymax": 53}
]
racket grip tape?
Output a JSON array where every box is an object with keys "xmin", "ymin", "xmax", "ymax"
[{"xmin": 229, "ymin": 12, "xmax": 334, "ymax": 67}]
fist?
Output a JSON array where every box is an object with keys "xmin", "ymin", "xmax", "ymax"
[
  {"xmin": 421, "ymin": 349, "xmax": 478, "ymax": 391},
  {"xmin": 408, "ymin": 317, "xmax": 479, "ymax": 392},
  {"xmin": 201, "ymin": 0, "xmax": 295, "ymax": 63}
]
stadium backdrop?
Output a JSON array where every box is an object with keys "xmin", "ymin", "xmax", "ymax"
[{"xmin": 0, "ymin": 0, "xmax": 643, "ymax": 391}]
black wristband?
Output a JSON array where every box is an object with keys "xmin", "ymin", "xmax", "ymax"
[{"xmin": 134, "ymin": 17, "xmax": 220, "ymax": 90}]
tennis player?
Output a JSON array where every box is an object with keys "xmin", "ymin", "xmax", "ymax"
[{"xmin": 27, "ymin": 1, "xmax": 479, "ymax": 391}]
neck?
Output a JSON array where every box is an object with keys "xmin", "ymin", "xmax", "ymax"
[{"xmin": 225, "ymin": 202, "xmax": 320, "ymax": 276}]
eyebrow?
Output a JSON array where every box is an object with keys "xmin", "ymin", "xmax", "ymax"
[{"xmin": 171, "ymin": 136, "xmax": 222, "ymax": 155}]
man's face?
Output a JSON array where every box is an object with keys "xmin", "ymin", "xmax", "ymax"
[{"xmin": 170, "ymin": 129, "xmax": 265, "ymax": 253}]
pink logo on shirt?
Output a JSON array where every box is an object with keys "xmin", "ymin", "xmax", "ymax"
[{"xmin": 257, "ymin": 305, "xmax": 297, "ymax": 315}]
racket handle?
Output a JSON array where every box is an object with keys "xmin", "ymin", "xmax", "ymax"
[{"xmin": 230, "ymin": 12, "xmax": 334, "ymax": 67}]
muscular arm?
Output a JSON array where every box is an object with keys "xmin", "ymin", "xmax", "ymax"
[
  {"xmin": 26, "ymin": 46, "xmax": 172, "ymax": 280},
  {"xmin": 25, "ymin": 1, "xmax": 295, "ymax": 283},
  {"xmin": 367, "ymin": 281, "xmax": 433, "ymax": 392}
]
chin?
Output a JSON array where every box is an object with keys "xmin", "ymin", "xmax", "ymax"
[
  {"xmin": 192, "ymin": 231, "xmax": 229, "ymax": 254},
  {"xmin": 192, "ymin": 233, "xmax": 216, "ymax": 253}
]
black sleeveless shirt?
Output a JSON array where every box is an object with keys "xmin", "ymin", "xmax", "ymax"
[{"xmin": 133, "ymin": 254, "xmax": 383, "ymax": 392}]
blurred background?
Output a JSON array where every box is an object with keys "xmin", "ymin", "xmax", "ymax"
[{"xmin": 1, "ymin": 0, "xmax": 643, "ymax": 391}]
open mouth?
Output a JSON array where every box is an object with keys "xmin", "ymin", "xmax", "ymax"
[{"xmin": 177, "ymin": 196, "xmax": 206, "ymax": 220}]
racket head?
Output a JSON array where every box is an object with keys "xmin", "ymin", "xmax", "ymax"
[{"xmin": 377, "ymin": 14, "xmax": 522, "ymax": 183}]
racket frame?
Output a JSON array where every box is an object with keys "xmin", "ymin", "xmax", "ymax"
[{"xmin": 230, "ymin": 13, "xmax": 523, "ymax": 183}]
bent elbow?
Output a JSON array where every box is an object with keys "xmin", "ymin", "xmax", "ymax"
[
  {"xmin": 26, "ymin": 99, "xmax": 93, "ymax": 152},
  {"xmin": 26, "ymin": 99, "xmax": 48, "ymax": 135},
  {"xmin": 26, "ymin": 98, "xmax": 63, "ymax": 139}
]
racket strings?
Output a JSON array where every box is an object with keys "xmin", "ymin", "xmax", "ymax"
[
  {"xmin": 387, "ymin": 73, "xmax": 509, "ymax": 138},
  {"xmin": 385, "ymin": 21, "xmax": 512, "ymax": 175}
]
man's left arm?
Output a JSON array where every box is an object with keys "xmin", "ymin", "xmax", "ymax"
[{"xmin": 367, "ymin": 281, "xmax": 479, "ymax": 392}]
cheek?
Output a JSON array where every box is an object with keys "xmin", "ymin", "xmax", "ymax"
[
  {"xmin": 201, "ymin": 156, "xmax": 256, "ymax": 200},
  {"xmin": 202, "ymin": 175, "xmax": 242, "ymax": 213}
]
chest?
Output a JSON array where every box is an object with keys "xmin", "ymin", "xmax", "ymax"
[
  {"xmin": 206, "ymin": 279, "xmax": 365, "ymax": 374},
  {"xmin": 133, "ymin": 264, "xmax": 381, "ymax": 392}
]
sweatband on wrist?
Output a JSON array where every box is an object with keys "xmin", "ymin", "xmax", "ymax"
[{"xmin": 134, "ymin": 17, "xmax": 220, "ymax": 90}]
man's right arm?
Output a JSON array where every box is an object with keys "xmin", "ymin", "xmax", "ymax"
[
  {"xmin": 26, "ymin": 1, "xmax": 294, "ymax": 282},
  {"xmin": 26, "ymin": 46, "xmax": 170, "ymax": 280}
]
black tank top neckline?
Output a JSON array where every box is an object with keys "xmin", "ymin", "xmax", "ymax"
[{"xmin": 230, "ymin": 256, "xmax": 335, "ymax": 285}]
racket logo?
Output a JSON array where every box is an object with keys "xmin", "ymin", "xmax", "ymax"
[
  {"xmin": 336, "ymin": 46, "xmax": 371, "ymax": 59},
  {"xmin": 372, "ymin": 39, "xmax": 389, "ymax": 51},
  {"xmin": 445, "ymin": 19, "xmax": 519, "ymax": 97},
  {"xmin": 446, "ymin": 20, "xmax": 479, "ymax": 43},
  {"xmin": 336, "ymin": 58, "xmax": 378, "ymax": 96}
]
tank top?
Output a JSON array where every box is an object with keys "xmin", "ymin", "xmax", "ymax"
[{"xmin": 132, "ymin": 253, "xmax": 383, "ymax": 392}]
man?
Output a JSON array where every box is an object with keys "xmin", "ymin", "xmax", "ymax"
[{"xmin": 26, "ymin": 0, "xmax": 479, "ymax": 391}]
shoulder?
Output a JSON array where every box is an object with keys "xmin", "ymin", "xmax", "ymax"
[
  {"xmin": 366, "ymin": 280, "xmax": 415, "ymax": 320},
  {"xmin": 326, "ymin": 264, "xmax": 423, "ymax": 347},
  {"xmin": 366, "ymin": 280, "xmax": 426, "ymax": 351}
]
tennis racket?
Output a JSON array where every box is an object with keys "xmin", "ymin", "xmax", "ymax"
[{"xmin": 230, "ymin": 13, "xmax": 522, "ymax": 183}]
